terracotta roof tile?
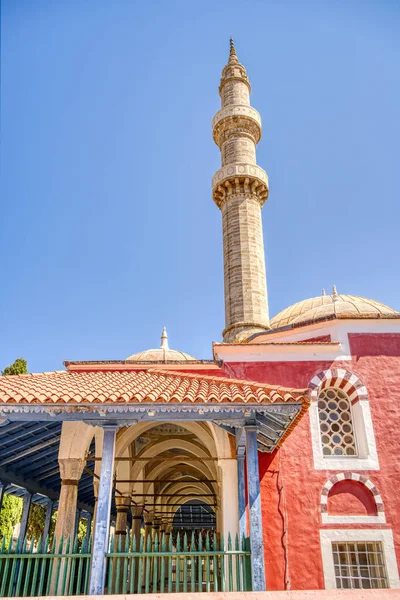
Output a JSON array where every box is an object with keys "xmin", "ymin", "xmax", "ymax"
[{"xmin": 0, "ymin": 369, "xmax": 309, "ymax": 406}]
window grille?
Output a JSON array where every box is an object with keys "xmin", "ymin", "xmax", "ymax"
[
  {"xmin": 332, "ymin": 541, "xmax": 389, "ymax": 589},
  {"xmin": 318, "ymin": 388, "xmax": 357, "ymax": 456}
]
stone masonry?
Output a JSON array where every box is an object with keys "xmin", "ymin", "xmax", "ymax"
[{"xmin": 212, "ymin": 40, "xmax": 270, "ymax": 342}]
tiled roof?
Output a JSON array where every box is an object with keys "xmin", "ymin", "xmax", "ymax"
[{"xmin": 0, "ymin": 369, "xmax": 309, "ymax": 406}]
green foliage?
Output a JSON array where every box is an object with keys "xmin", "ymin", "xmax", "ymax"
[
  {"xmin": 1, "ymin": 358, "xmax": 27, "ymax": 376},
  {"xmin": 27, "ymin": 504, "xmax": 45, "ymax": 540},
  {"xmin": 0, "ymin": 494, "xmax": 23, "ymax": 540}
]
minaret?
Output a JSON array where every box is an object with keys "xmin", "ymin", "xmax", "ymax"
[{"xmin": 212, "ymin": 39, "xmax": 270, "ymax": 343}]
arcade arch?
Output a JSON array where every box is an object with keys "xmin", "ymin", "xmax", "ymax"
[{"xmin": 113, "ymin": 421, "xmax": 238, "ymax": 538}]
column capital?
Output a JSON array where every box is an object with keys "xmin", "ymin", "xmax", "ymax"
[
  {"xmin": 131, "ymin": 504, "xmax": 144, "ymax": 519},
  {"xmin": 115, "ymin": 496, "xmax": 130, "ymax": 513},
  {"xmin": 58, "ymin": 457, "xmax": 85, "ymax": 482}
]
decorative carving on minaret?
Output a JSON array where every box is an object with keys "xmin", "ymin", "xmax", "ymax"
[{"xmin": 212, "ymin": 40, "xmax": 270, "ymax": 343}]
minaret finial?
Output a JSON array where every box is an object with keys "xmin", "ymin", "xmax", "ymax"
[
  {"xmin": 228, "ymin": 37, "xmax": 238, "ymax": 63},
  {"xmin": 160, "ymin": 327, "xmax": 169, "ymax": 350},
  {"xmin": 332, "ymin": 285, "xmax": 339, "ymax": 301},
  {"xmin": 322, "ymin": 288, "xmax": 326, "ymax": 296}
]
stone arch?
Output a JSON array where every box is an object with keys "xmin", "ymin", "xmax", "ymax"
[
  {"xmin": 116, "ymin": 421, "xmax": 217, "ymax": 457},
  {"xmin": 130, "ymin": 439, "xmax": 217, "ymax": 482},
  {"xmin": 309, "ymin": 368, "xmax": 368, "ymax": 404},
  {"xmin": 207, "ymin": 423, "xmax": 234, "ymax": 459},
  {"xmin": 320, "ymin": 473, "xmax": 384, "ymax": 518}
]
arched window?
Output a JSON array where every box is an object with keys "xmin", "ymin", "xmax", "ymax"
[
  {"xmin": 309, "ymin": 369, "xmax": 379, "ymax": 470},
  {"xmin": 318, "ymin": 387, "xmax": 357, "ymax": 457}
]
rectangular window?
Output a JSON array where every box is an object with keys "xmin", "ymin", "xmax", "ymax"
[{"xmin": 332, "ymin": 541, "xmax": 389, "ymax": 589}]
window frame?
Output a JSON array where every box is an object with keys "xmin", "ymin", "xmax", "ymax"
[
  {"xmin": 317, "ymin": 387, "xmax": 358, "ymax": 458},
  {"xmin": 332, "ymin": 540, "xmax": 389, "ymax": 589},
  {"xmin": 319, "ymin": 529, "xmax": 399, "ymax": 589},
  {"xmin": 310, "ymin": 387, "xmax": 379, "ymax": 470}
]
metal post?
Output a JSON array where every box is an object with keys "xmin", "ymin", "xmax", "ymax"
[
  {"xmin": 18, "ymin": 491, "xmax": 32, "ymax": 549},
  {"xmin": 246, "ymin": 424, "xmax": 266, "ymax": 591},
  {"xmin": 85, "ymin": 513, "xmax": 92, "ymax": 545},
  {"xmin": 74, "ymin": 509, "xmax": 81, "ymax": 539},
  {"xmin": 89, "ymin": 425, "xmax": 117, "ymax": 595},
  {"xmin": 0, "ymin": 482, "xmax": 7, "ymax": 511},
  {"xmin": 237, "ymin": 449, "xmax": 246, "ymax": 542},
  {"xmin": 43, "ymin": 500, "xmax": 54, "ymax": 544}
]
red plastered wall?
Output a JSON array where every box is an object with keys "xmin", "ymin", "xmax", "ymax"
[{"xmin": 224, "ymin": 333, "xmax": 400, "ymax": 590}]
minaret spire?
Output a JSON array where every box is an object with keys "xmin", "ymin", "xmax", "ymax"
[
  {"xmin": 229, "ymin": 37, "xmax": 238, "ymax": 63},
  {"xmin": 212, "ymin": 41, "xmax": 270, "ymax": 342}
]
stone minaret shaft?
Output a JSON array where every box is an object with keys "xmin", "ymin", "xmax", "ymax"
[{"xmin": 212, "ymin": 40, "xmax": 270, "ymax": 342}]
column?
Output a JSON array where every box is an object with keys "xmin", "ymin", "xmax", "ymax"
[
  {"xmin": 237, "ymin": 447, "xmax": 246, "ymax": 542},
  {"xmin": 18, "ymin": 491, "xmax": 32, "ymax": 549},
  {"xmin": 43, "ymin": 500, "xmax": 54, "ymax": 545},
  {"xmin": 131, "ymin": 505, "xmax": 143, "ymax": 546},
  {"xmin": 144, "ymin": 511, "xmax": 153, "ymax": 542},
  {"xmin": 54, "ymin": 458, "xmax": 85, "ymax": 545},
  {"xmin": 245, "ymin": 424, "xmax": 266, "ymax": 591},
  {"xmin": 89, "ymin": 425, "xmax": 117, "ymax": 595},
  {"xmin": 115, "ymin": 496, "xmax": 130, "ymax": 545},
  {"xmin": 219, "ymin": 458, "xmax": 239, "ymax": 540}
]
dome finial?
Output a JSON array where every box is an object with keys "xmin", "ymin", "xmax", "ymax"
[
  {"xmin": 322, "ymin": 288, "xmax": 326, "ymax": 296},
  {"xmin": 160, "ymin": 327, "xmax": 169, "ymax": 350},
  {"xmin": 332, "ymin": 285, "xmax": 339, "ymax": 301}
]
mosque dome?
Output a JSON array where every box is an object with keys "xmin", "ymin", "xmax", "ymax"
[
  {"xmin": 270, "ymin": 286, "xmax": 400, "ymax": 330},
  {"xmin": 126, "ymin": 328, "xmax": 196, "ymax": 362}
]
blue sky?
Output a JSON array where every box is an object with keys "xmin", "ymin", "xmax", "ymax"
[{"xmin": 1, "ymin": 0, "xmax": 399, "ymax": 372}]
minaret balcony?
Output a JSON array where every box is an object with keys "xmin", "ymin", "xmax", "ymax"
[
  {"xmin": 212, "ymin": 105, "xmax": 262, "ymax": 146},
  {"xmin": 212, "ymin": 163, "xmax": 269, "ymax": 207}
]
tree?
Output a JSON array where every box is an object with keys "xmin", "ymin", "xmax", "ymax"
[
  {"xmin": 27, "ymin": 504, "xmax": 46, "ymax": 541},
  {"xmin": 0, "ymin": 494, "xmax": 23, "ymax": 540},
  {"xmin": 2, "ymin": 358, "xmax": 27, "ymax": 376},
  {"xmin": 0, "ymin": 359, "xmax": 28, "ymax": 540}
]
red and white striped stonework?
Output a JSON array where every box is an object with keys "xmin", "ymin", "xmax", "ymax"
[
  {"xmin": 320, "ymin": 472, "xmax": 385, "ymax": 518},
  {"xmin": 309, "ymin": 368, "xmax": 368, "ymax": 405}
]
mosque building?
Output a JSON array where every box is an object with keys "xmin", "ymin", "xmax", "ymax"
[{"xmin": 0, "ymin": 40, "xmax": 399, "ymax": 596}]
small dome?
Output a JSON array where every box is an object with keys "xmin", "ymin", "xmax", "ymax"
[
  {"xmin": 270, "ymin": 287, "xmax": 399, "ymax": 329},
  {"xmin": 126, "ymin": 328, "xmax": 196, "ymax": 362}
]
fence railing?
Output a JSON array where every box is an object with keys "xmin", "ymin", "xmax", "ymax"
[
  {"xmin": 0, "ymin": 535, "xmax": 92, "ymax": 597},
  {"xmin": 0, "ymin": 530, "xmax": 251, "ymax": 596},
  {"xmin": 106, "ymin": 531, "xmax": 252, "ymax": 595}
]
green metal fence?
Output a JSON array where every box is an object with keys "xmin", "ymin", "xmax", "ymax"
[
  {"xmin": 0, "ymin": 531, "xmax": 251, "ymax": 596},
  {"xmin": 106, "ymin": 532, "xmax": 252, "ymax": 595},
  {"xmin": 0, "ymin": 535, "xmax": 92, "ymax": 597}
]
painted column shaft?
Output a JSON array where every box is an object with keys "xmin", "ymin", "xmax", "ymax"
[
  {"xmin": 89, "ymin": 426, "xmax": 117, "ymax": 595},
  {"xmin": 246, "ymin": 426, "xmax": 266, "ymax": 591},
  {"xmin": 237, "ymin": 453, "xmax": 246, "ymax": 542}
]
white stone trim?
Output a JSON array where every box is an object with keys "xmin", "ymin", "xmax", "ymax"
[
  {"xmin": 309, "ymin": 370, "xmax": 379, "ymax": 471},
  {"xmin": 320, "ymin": 473, "xmax": 385, "ymax": 524},
  {"xmin": 319, "ymin": 529, "xmax": 400, "ymax": 589},
  {"xmin": 214, "ymin": 343, "xmax": 344, "ymax": 363},
  {"xmin": 218, "ymin": 318, "xmax": 400, "ymax": 363},
  {"xmin": 322, "ymin": 514, "xmax": 386, "ymax": 524}
]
